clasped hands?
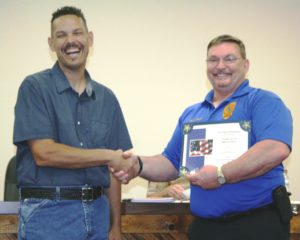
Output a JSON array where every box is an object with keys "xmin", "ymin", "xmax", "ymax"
[
  {"xmin": 109, "ymin": 151, "xmax": 139, "ymax": 184},
  {"xmin": 110, "ymin": 150, "xmax": 223, "ymax": 189}
]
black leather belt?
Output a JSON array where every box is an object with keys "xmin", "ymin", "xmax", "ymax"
[
  {"xmin": 20, "ymin": 186, "xmax": 103, "ymax": 202},
  {"xmin": 202, "ymin": 203, "xmax": 275, "ymax": 223}
]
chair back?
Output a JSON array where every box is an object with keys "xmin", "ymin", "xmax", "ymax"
[{"xmin": 4, "ymin": 156, "xmax": 19, "ymax": 201}]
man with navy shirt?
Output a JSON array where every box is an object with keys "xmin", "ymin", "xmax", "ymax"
[
  {"xmin": 13, "ymin": 6, "xmax": 132, "ymax": 240},
  {"xmin": 113, "ymin": 35, "xmax": 293, "ymax": 240}
]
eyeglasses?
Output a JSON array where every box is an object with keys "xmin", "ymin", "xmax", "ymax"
[{"xmin": 206, "ymin": 55, "xmax": 241, "ymax": 67}]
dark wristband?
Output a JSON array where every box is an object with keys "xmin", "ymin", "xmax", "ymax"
[{"xmin": 137, "ymin": 156, "xmax": 143, "ymax": 175}]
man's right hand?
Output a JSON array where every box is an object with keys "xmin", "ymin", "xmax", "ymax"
[{"xmin": 109, "ymin": 151, "xmax": 140, "ymax": 184}]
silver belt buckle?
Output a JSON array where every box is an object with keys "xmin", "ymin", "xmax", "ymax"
[{"xmin": 82, "ymin": 186, "xmax": 93, "ymax": 202}]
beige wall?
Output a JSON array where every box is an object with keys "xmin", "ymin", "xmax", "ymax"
[{"xmin": 0, "ymin": 0, "xmax": 299, "ymax": 200}]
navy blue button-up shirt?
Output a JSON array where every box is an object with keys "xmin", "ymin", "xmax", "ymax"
[{"xmin": 13, "ymin": 62, "xmax": 132, "ymax": 187}]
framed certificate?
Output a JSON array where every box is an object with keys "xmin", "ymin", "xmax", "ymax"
[{"xmin": 180, "ymin": 121, "xmax": 251, "ymax": 176}]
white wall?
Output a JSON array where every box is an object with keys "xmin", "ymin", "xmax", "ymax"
[{"xmin": 1, "ymin": 0, "xmax": 299, "ymax": 200}]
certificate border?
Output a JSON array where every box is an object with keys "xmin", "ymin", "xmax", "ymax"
[{"xmin": 180, "ymin": 120, "xmax": 251, "ymax": 175}]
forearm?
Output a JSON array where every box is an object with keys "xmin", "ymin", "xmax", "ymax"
[
  {"xmin": 139, "ymin": 154, "xmax": 178, "ymax": 182},
  {"xmin": 223, "ymin": 139, "xmax": 291, "ymax": 183},
  {"xmin": 186, "ymin": 139, "xmax": 291, "ymax": 189},
  {"xmin": 29, "ymin": 139, "xmax": 121, "ymax": 169},
  {"xmin": 112, "ymin": 153, "xmax": 179, "ymax": 184}
]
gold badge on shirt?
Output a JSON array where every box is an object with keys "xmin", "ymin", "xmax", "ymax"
[{"xmin": 223, "ymin": 102, "xmax": 236, "ymax": 120}]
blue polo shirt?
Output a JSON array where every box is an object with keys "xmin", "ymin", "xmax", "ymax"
[
  {"xmin": 13, "ymin": 62, "xmax": 132, "ymax": 188},
  {"xmin": 163, "ymin": 80, "xmax": 293, "ymax": 218}
]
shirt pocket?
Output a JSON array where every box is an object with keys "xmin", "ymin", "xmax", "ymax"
[{"xmin": 84, "ymin": 120, "xmax": 110, "ymax": 148}]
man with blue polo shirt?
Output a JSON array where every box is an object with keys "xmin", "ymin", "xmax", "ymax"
[
  {"xmin": 113, "ymin": 35, "xmax": 293, "ymax": 240},
  {"xmin": 13, "ymin": 6, "xmax": 133, "ymax": 240}
]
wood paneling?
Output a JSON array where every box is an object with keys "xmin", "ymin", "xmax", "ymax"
[
  {"xmin": 0, "ymin": 201, "xmax": 299, "ymax": 240},
  {"xmin": 0, "ymin": 216, "xmax": 18, "ymax": 234}
]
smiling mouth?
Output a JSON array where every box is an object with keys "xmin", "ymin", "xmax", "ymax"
[
  {"xmin": 65, "ymin": 48, "xmax": 81, "ymax": 55},
  {"xmin": 62, "ymin": 41, "xmax": 83, "ymax": 57},
  {"xmin": 213, "ymin": 73, "xmax": 231, "ymax": 79}
]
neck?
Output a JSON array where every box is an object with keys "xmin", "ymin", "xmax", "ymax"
[
  {"xmin": 212, "ymin": 91, "xmax": 233, "ymax": 108},
  {"xmin": 60, "ymin": 64, "xmax": 87, "ymax": 95},
  {"xmin": 212, "ymin": 80, "xmax": 245, "ymax": 107},
  {"xmin": 68, "ymin": 75, "xmax": 86, "ymax": 95}
]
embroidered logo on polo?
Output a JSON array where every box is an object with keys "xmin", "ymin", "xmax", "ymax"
[{"xmin": 223, "ymin": 102, "xmax": 236, "ymax": 119}]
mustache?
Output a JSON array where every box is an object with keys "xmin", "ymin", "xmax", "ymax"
[
  {"xmin": 63, "ymin": 42, "xmax": 82, "ymax": 51},
  {"xmin": 213, "ymin": 70, "xmax": 231, "ymax": 75}
]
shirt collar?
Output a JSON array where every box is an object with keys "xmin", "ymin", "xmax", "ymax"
[
  {"xmin": 204, "ymin": 79, "xmax": 251, "ymax": 104},
  {"xmin": 52, "ymin": 62, "xmax": 94, "ymax": 97}
]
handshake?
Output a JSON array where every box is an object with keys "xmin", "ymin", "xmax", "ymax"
[
  {"xmin": 108, "ymin": 150, "xmax": 225, "ymax": 190},
  {"xmin": 108, "ymin": 151, "xmax": 141, "ymax": 184}
]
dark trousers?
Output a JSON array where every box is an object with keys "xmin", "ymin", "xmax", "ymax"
[{"xmin": 188, "ymin": 207, "xmax": 290, "ymax": 240}]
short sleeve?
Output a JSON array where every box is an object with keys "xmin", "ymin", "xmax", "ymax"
[
  {"xmin": 250, "ymin": 90, "xmax": 293, "ymax": 149},
  {"xmin": 13, "ymin": 78, "xmax": 54, "ymax": 145}
]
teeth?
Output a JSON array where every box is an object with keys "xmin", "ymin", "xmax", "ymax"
[
  {"xmin": 66, "ymin": 50, "xmax": 79, "ymax": 54},
  {"xmin": 65, "ymin": 47, "xmax": 80, "ymax": 54},
  {"xmin": 67, "ymin": 52, "xmax": 79, "ymax": 55},
  {"xmin": 214, "ymin": 73, "xmax": 230, "ymax": 80}
]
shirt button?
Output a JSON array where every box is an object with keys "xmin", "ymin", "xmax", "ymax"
[
  {"xmin": 80, "ymin": 142, "xmax": 83, "ymax": 147},
  {"xmin": 77, "ymin": 121, "xmax": 80, "ymax": 125}
]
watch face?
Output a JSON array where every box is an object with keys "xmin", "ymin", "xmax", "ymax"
[
  {"xmin": 218, "ymin": 176, "xmax": 226, "ymax": 184},
  {"xmin": 217, "ymin": 166, "xmax": 226, "ymax": 184}
]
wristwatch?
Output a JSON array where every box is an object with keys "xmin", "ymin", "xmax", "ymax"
[{"xmin": 217, "ymin": 166, "xmax": 226, "ymax": 185}]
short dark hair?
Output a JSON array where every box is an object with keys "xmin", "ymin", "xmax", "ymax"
[
  {"xmin": 51, "ymin": 6, "xmax": 88, "ymax": 30},
  {"xmin": 207, "ymin": 35, "xmax": 246, "ymax": 59}
]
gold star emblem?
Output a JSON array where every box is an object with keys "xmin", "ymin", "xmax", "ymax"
[
  {"xmin": 183, "ymin": 124, "xmax": 192, "ymax": 134},
  {"xmin": 240, "ymin": 121, "xmax": 251, "ymax": 132}
]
